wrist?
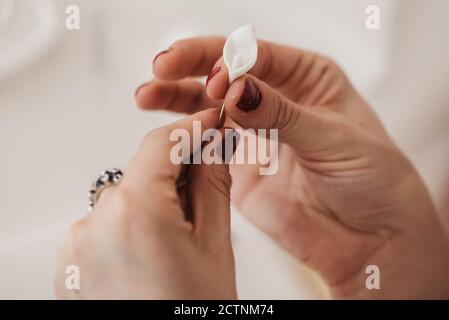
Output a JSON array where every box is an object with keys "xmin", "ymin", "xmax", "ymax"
[
  {"xmin": 331, "ymin": 208, "xmax": 449, "ymax": 299},
  {"xmin": 331, "ymin": 165, "xmax": 449, "ymax": 299}
]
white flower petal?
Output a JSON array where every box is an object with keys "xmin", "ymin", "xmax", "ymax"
[{"xmin": 223, "ymin": 24, "xmax": 258, "ymax": 83}]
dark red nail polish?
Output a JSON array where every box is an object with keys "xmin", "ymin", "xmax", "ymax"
[
  {"xmin": 237, "ymin": 78, "xmax": 262, "ymax": 111},
  {"xmin": 206, "ymin": 66, "xmax": 221, "ymax": 87},
  {"xmin": 152, "ymin": 47, "xmax": 172, "ymax": 64}
]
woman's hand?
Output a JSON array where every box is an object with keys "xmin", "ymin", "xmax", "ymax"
[
  {"xmin": 55, "ymin": 108, "xmax": 237, "ymax": 299},
  {"xmin": 136, "ymin": 38, "xmax": 449, "ymax": 298}
]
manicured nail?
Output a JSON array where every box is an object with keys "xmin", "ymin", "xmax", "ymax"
[
  {"xmin": 134, "ymin": 82, "xmax": 148, "ymax": 98},
  {"xmin": 237, "ymin": 78, "xmax": 262, "ymax": 111},
  {"xmin": 152, "ymin": 47, "xmax": 172, "ymax": 64},
  {"xmin": 206, "ymin": 66, "xmax": 221, "ymax": 87}
]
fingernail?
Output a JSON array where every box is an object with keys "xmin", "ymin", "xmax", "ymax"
[
  {"xmin": 134, "ymin": 82, "xmax": 148, "ymax": 98},
  {"xmin": 217, "ymin": 128, "xmax": 240, "ymax": 163},
  {"xmin": 152, "ymin": 47, "xmax": 172, "ymax": 64},
  {"xmin": 237, "ymin": 78, "xmax": 262, "ymax": 112},
  {"xmin": 206, "ymin": 66, "xmax": 221, "ymax": 87}
]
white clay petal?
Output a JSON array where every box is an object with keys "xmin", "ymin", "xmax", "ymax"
[{"xmin": 223, "ymin": 24, "xmax": 258, "ymax": 83}]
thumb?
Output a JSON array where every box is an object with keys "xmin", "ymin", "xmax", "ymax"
[
  {"xmin": 223, "ymin": 75, "xmax": 348, "ymax": 156},
  {"xmin": 186, "ymin": 130, "xmax": 238, "ymax": 249}
]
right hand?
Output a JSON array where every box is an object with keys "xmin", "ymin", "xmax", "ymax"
[{"xmin": 136, "ymin": 38, "xmax": 449, "ymax": 298}]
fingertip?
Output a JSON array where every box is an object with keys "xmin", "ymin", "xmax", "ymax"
[
  {"xmin": 135, "ymin": 82, "xmax": 165, "ymax": 110},
  {"xmin": 152, "ymin": 47, "xmax": 181, "ymax": 81},
  {"xmin": 205, "ymin": 62, "xmax": 229, "ymax": 100},
  {"xmin": 152, "ymin": 62, "xmax": 173, "ymax": 81},
  {"xmin": 134, "ymin": 81, "xmax": 149, "ymax": 99}
]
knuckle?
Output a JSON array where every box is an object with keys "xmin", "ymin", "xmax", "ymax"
[
  {"xmin": 114, "ymin": 185, "xmax": 137, "ymax": 216},
  {"xmin": 318, "ymin": 55, "xmax": 347, "ymax": 81},
  {"xmin": 113, "ymin": 186, "xmax": 166, "ymax": 240},
  {"xmin": 319, "ymin": 55, "xmax": 338, "ymax": 71},
  {"xmin": 114, "ymin": 188, "xmax": 142, "ymax": 233},
  {"xmin": 142, "ymin": 127, "xmax": 164, "ymax": 147}
]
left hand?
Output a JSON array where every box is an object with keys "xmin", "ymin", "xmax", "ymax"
[{"xmin": 55, "ymin": 108, "xmax": 238, "ymax": 299}]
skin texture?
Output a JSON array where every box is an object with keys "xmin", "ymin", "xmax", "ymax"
[
  {"xmin": 55, "ymin": 109, "xmax": 237, "ymax": 299},
  {"xmin": 134, "ymin": 37, "xmax": 449, "ymax": 299}
]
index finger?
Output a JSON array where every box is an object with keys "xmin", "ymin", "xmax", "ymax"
[
  {"xmin": 152, "ymin": 37, "xmax": 315, "ymax": 88},
  {"xmin": 152, "ymin": 37, "xmax": 225, "ymax": 80}
]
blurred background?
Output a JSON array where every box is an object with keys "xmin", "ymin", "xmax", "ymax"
[{"xmin": 0, "ymin": 0, "xmax": 448, "ymax": 299}]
